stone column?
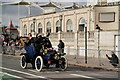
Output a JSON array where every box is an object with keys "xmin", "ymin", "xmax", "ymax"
[
  {"xmin": 62, "ymin": 14, "xmax": 64, "ymax": 32},
  {"xmin": 43, "ymin": 18, "xmax": 46, "ymax": 35},
  {"xmin": 74, "ymin": 31, "xmax": 79, "ymax": 56},
  {"xmin": 94, "ymin": 30, "xmax": 101, "ymax": 65},
  {"xmin": 27, "ymin": 18, "xmax": 30, "ymax": 34},
  {"xmin": 58, "ymin": 31, "xmax": 61, "ymax": 40},
  {"xmin": 51, "ymin": 16, "xmax": 54, "ymax": 33},
  {"xmin": 19, "ymin": 20, "xmax": 22, "ymax": 36},
  {"xmin": 94, "ymin": 30, "xmax": 99, "ymax": 55}
]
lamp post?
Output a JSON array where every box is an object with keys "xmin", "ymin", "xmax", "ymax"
[
  {"xmin": 59, "ymin": 15, "xmax": 63, "ymax": 40},
  {"xmin": 84, "ymin": 23, "xmax": 87, "ymax": 64},
  {"xmin": 33, "ymin": 18, "xmax": 36, "ymax": 36},
  {"xmin": 60, "ymin": 15, "xmax": 62, "ymax": 31},
  {"xmin": 98, "ymin": 29, "xmax": 101, "ymax": 66}
]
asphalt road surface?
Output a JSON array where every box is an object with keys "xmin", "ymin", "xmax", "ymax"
[{"xmin": 1, "ymin": 55, "xmax": 119, "ymax": 80}]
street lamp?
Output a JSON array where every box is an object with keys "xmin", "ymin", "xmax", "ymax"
[
  {"xmin": 60, "ymin": 15, "xmax": 62, "ymax": 32},
  {"xmin": 84, "ymin": 23, "xmax": 87, "ymax": 64},
  {"xmin": 33, "ymin": 18, "xmax": 36, "ymax": 35},
  {"xmin": 59, "ymin": 15, "xmax": 63, "ymax": 40}
]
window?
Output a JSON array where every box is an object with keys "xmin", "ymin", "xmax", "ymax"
[
  {"xmin": 66, "ymin": 19, "xmax": 73, "ymax": 32},
  {"xmin": 56, "ymin": 20, "xmax": 60, "ymax": 32},
  {"xmin": 99, "ymin": 12, "xmax": 115, "ymax": 22},
  {"xmin": 38, "ymin": 23, "xmax": 42, "ymax": 33},
  {"xmin": 31, "ymin": 24, "xmax": 35, "ymax": 32},
  {"xmin": 24, "ymin": 25, "xmax": 27, "ymax": 36},
  {"xmin": 78, "ymin": 18, "xmax": 86, "ymax": 31},
  {"xmin": 46, "ymin": 21, "xmax": 51, "ymax": 33}
]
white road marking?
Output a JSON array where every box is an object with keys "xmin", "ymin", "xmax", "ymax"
[
  {"xmin": 70, "ymin": 74, "xmax": 101, "ymax": 80},
  {"xmin": 0, "ymin": 71, "xmax": 26, "ymax": 79},
  {"xmin": 4, "ymin": 73, "xmax": 23, "ymax": 79},
  {"xmin": 0, "ymin": 67, "xmax": 46, "ymax": 79}
]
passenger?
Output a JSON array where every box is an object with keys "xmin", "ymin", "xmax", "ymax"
[
  {"xmin": 24, "ymin": 42, "xmax": 36, "ymax": 69},
  {"xmin": 24, "ymin": 33, "xmax": 36, "ymax": 68},
  {"xmin": 42, "ymin": 33, "xmax": 51, "ymax": 49},
  {"xmin": 34, "ymin": 34, "xmax": 43, "ymax": 56},
  {"xmin": 24, "ymin": 33, "xmax": 36, "ymax": 58},
  {"xmin": 24, "ymin": 42, "xmax": 36, "ymax": 58},
  {"xmin": 46, "ymin": 33, "xmax": 50, "ymax": 38},
  {"xmin": 44, "ymin": 38, "xmax": 52, "ymax": 49},
  {"xmin": 27, "ymin": 33, "xmax": 35, "ymax": 46}
]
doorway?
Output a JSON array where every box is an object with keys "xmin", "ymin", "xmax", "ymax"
[
  {"xmin": 78, "ymin": 24, "xmax": 84, "ymax": 31},
  {"xmin": 114, "ymin": 35, "xmax": 120, "ymax": 59},
  {"xmin": 78, "ymin": 18, "xmax": 86, "ymax": 32}
]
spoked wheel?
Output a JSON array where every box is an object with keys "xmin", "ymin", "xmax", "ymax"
[
  {"xmin": 59, "ymin": 56, "xmax": 68, "ymax": 71},
  {"xmin": 35, "ymin": 56, "xmax": 43, "ymax": 72},
  {"xmin": 20, "ymin": 55, "xmax": 27, "ymax": 69}
]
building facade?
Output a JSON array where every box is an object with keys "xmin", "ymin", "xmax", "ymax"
[{"xmin": 19, "ymin": 5, "xmax": 120, "ymax": 58}]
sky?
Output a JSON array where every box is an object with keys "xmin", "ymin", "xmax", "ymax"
[
  {"xmin": 1, "ymin": 0, "xmax": 119, "ymax": 3},
  {"xmin": 0, "ymin": 0, "xmax": 119, "ymax": 27},
  {"xmin": 0, "ymin": 0, "xmax": 88, "ymax": 2},
  {"xmin": 0, "ymin": 0, "xmax": 88, "ymax": 27}
]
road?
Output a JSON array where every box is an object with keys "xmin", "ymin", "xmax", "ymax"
[{"xmin": 0, "ymin": 55, "xmax": 119, "ymax": 80}]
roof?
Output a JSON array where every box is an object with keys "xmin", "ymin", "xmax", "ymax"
[
  {"xmin": 40, "ymin": 2, "xmax": 63, "ymax": 9},
  {"xmin": 65, "ymin": 3, "xmax": 81, "ymax": 9},
  {"xmin": 1, "ymin": 0, "xmax": 30, "ymax": 5},
  {"xmin": 5, "ymin": 20, "xmax": 17, "ymax": 30}
]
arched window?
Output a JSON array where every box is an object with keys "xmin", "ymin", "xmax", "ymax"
[
  {"xmin": 31, "ymin": 24, "xmax": 35, "ymax": 32},
  {"xmin": 46, "ymin": 21, "xmax": 51, "ymax": 33},
  {"xmin": 56, "ymin": 20, "xmax": 60, "ymax": 32},
  {"xmin": 78, "ymin": 18, "xmax": 86, "ymax": 31},
  {"xmin": 66, "ymin": 19, "xmax": 73, "ymax": 32},
  {"xmin": 38, "ymin": 23, "xmax": 42, "ymax": 33},
  {"xmin": 24, "ymin": 25, "xmax": 27, "ymax": 36}
]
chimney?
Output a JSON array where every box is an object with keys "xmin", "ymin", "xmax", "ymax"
[{"xmin": 98, "ymin": 0, "xmax": 107, "ymax": 5}]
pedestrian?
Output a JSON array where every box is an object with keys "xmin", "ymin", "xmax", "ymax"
[
  {"xmin": 19, "ymin": 38, "xmax": 25, "ymax": 47},
  {"xmin": 2, "ymin": 35, "xmax": 9, "ymax": 54},
  {"xmin": 8, "ymin": 39, "xmax": 15, "ymax": 55},
  {"xmin": 106, "ymin": 51, "xmax": 119, "ymax": 68},
  {"xmin": 15, "ymin": 35, "xmax": 21, "ymax": 46},
  {"xmin": 2, "ymin": 41, "xmax": 7, "ymax": 54},
  {"xmin": 58, "ymin": 40, "xmax": 65, "ymax": 53},
  {"xmin": 1, "ymin": 35, "xmax": 5, "ymax": 42},
  {"xmin": 96, "ymin": 24, "xmax": 102, "ymax": 31}
]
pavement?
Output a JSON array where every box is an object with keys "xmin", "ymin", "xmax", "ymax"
[
  {"xmin": 1, "ymin": 48, "xmax": 120, "ymax": 72},
  {"xmin": 65, "ymin": 55, "xmax": 120, "ymax": 72}
]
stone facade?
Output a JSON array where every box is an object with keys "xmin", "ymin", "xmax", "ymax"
[{"xmin": 19, "ymin": 5, "xmax": 120, "ymax": 57}]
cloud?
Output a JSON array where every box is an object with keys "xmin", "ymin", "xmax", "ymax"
[
  {"xmin": 2, "ymin": 5, "xmax": 28, "ymax": 26},
  {"xmin": 0, "ymin": 0, "xmax": 88, "ymax": 26},
  {"xmin": 2, "ymin": 5, "xmax": 43, "ymax": 26},
  {"xmin": 0, "ymin": 0, "xmax": 19, "ymax": 2},
  {"xmin": 26, "ymin": 0, "xmax": 89, "ymax": 3},
  {"xmin": 0, "ymin": 0, "xmax": 92, "ymax": 3}
]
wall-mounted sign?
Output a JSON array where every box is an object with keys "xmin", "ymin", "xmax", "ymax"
[{"xmin": 99, "ymin": 12, "xmax": 115, "ymax": 22}]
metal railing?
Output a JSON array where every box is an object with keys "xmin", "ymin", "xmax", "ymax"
[
  {"xmin": 64, "ymin": 47, "xmax": 120, "ymax": 68},
  {"xmin": 1, "ymin": 45, "xmax": 25, "ymax": 55},
  {"xmin": 1, "ymin": 44, "xmax": 120, "ymax": 68}
]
